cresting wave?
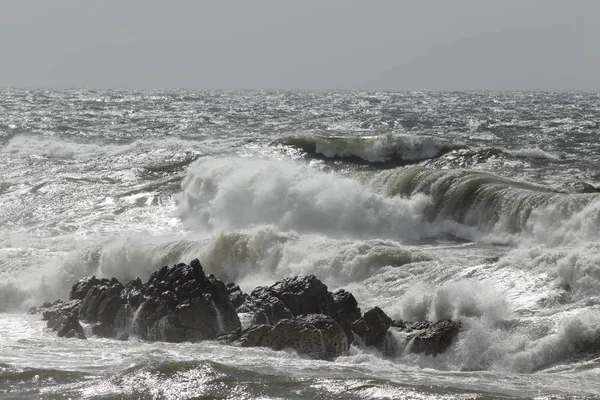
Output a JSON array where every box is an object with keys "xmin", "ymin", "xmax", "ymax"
[
  {"xmin": 374, "ymin": 166, "xmax": 600, "ymax": 244},
  {"xmin": 276, "ymin": 134, "xmax": 466, "ymax": 166},
  {"xmin": 176, "ymin": 156, "xmax": 479, "ymax": 242}
]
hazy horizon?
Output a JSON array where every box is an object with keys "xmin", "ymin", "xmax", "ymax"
[{"xmin": 1, "ymin": 0, "xmax": 598, "ymax": 91}]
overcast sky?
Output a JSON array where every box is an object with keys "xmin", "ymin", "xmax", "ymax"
[{"xmin": 1, "ymin": 0, "xmax": 598, "ymax": 90}]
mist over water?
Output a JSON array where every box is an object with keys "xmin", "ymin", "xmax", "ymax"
[{"xmin": 1, "ymin": 89, "xmax": 600, "ymax": 398}]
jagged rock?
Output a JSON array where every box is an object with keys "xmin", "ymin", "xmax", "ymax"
[
  {"xmin": 238, "ymin": 314, "xmax": 349, "ymax": 360},
  {"xmin": 351, "ymin": 307, "xmax": 392, "ymax": 346},
  {"xmin": 41, "ymin": 300, "xmax": 82, "ymax": 321},
  {"xmin": 47, "ymin": 310, "xmax": 86, "ymax": 339},
  {"xmin": 70, "ymin": 276, "xmax": 120, "ymax": 301},
  {"xmin": 331, "ymin": 289, "xmax": 361, "ymax": 344},
  {"xmin": 238, "ymin": 286, "xmax": 293, "ymax": 326},
  {"xmin": 267, "ymin": 275, "xmax": 335, "ymax": 317},
  {"xmin": 131, "ymin": 259, "xmax": 241, "ymax": 342},
  {"xmin": 226, "ymin": 283, "xmax": 249, "ymax": 309},
  {"xmin": 406, "ymin": 320, "xmax": 461, "ymax": 356},
  {"xmin": 120, "ymin": 278, "xmax": 144, "ymax": 309},
  {"xmin": 92, "ymin": 322, "xmax": 116, "ymax": 338},
  {"xmin": 79, "ymin": 279, "xmax": 123, "ymax": 323},
  {"xmin": 34, "ymin": 260, "xmax": 461, "ymax": 359}
]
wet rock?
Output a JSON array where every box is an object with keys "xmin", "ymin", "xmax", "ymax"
[
  {"xmin": 238, "ymin": 314, "xmax": 349, "ymax": 360},
  {"xmin": 226, "ymin": 283, "xmax": 249, "ymax": 309},
  {"xmin": 351, "ymin": 307, "xmax": 392, "ymax": 346},
  {"xmin": 132, "ymin": 259, "xmax": 241, "ymax": 342},
  {"xmin": 406, "ymin": 320, "xmax": 461, "ymax": 356},
  {"xmin": 70, "ymin": 276, "xmax": 120, "ymax": 301},
  {"xmin": 41, "ymin": 300, "xmax": 82, "ymax": 321},
  {"xmin": 238, "ymin": 286, "xmax": 293, "ymax": 326},
  {"xmin": 47, "ymin": 311, "xmax": 86, "ymax": 339},
  {"xmin": 79, "ymin": 279, "xmax": 123, "ymax": 324},
  {"xmin": 267, "ymin": 275, "xmax": 335, "ymax": 318},
  {"xmin": 92, "ymin": 322, "xmax": 116, "ymax": 338},
  {"xmin": 332, "ymin": 289, "xmax": 361, "ymax": 344}
]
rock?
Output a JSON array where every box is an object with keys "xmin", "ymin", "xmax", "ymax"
[
  {"xmin": 238, "ymin": 286, "xmax": 293, "ymax": 326},
  {"xmin": 331, "ymin": 289, "xmax": 361, "ymax": 344},
  {"xmin": 92, "ymin": 322, "xmax": 116, "ymax": 338},
  {"xmin": 47, "ymin": 310, "xmax": 86, "ymax": 339},
  {"xmin": 267, "ymin": 275, "xmax": 335, "ymax": 318},
  {"xmin": 351, "ymin": 307, "xmax": 392, "ymax": 347},
  {"xmin": 70, "ymin": 276, "xmax": 120, "ymax": 301},
  {"xmin": 79, "ymin": 279, "xmax": 123, "ymax": 324},
  {"xmin": 238, "ymin": 314, "xmax": 349, "ymax": 360},
  {"xmin": 227, "ymin": 282, "xmax": 251, "ymax": 309},
  {"xmin": 131, "ymin": 259, "xmax": 241, "ymax": 342},
  {"xmin": 41, "ymin": 300, "xmax": 82, "ymax": 321},
  {"xmin": 406, "ymin": 320, "xmax": 461, "ymax": 356}
]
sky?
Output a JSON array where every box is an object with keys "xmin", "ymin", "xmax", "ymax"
[{"xmin": 1, "ymin": 0, "xmax": 598, "ymax": 91}]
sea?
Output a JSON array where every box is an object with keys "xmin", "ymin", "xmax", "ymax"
[{"xmin": 1, "ymin": 89, "xmax": 600, "ymax": 399}]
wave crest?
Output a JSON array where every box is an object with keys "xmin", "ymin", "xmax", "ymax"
[{"xmin": 276, "ymin": 134, "xmax": 466, "ymax": 166}]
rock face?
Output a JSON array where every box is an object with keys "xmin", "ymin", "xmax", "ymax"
[
  {"xmin": 39, "ymin": 300, "xmax": 86, "ymax": 339},
  {"xmin": 232, "ymin": 275, "xmax": 362, "ymax": 345},
  {"xmin": 351, "ymin": 307, "xmax": 393, "ymax": 346},
  {"xmin": 34, "ymin": 259, "xmax": 461, "ymax": 361},
  {"xmin": 132, "ymin": 260, "xmax": 241, "ymax": 342},
  {"xmin": 405, "ymin": 320, "xmax": 461, "ymax": 356},
  {"xmin": 238, "ymin": 314, "xmax": 349, "ymax": 360}
]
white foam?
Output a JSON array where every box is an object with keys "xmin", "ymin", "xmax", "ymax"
[
  {"xmin": 2, "ymin": 134, "xmax": 209, "ymax": 161},
  {"xmin": 176, "ymin": 157, "xmax": 478, "ymax": 242},
  {"xmin": 2, "ymin": 134, "xmax": 128, "ymax": 159},
  {"xmin": 507, "ymin": 147, "xmax": 565, "ymax": 160},
  {"xmin": 287, "ymin": 134, "xmax": 463, "ymax": 163}
]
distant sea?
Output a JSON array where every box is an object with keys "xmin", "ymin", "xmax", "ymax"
[{"xmin": 1, "ymin": 89, "xmax": 600, "ymax": 399}]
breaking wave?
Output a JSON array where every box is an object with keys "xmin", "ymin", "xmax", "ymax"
[
  {"xmin": 374, "ymin": 166, "xmax": 600, "ymax": 244},
  {"xmin": 276, "ymin": 134, "xmax": 466, "ymax": 166}
]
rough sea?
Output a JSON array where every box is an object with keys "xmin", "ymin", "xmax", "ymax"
[{"xmin": 1, "ymin": 89, "xmax": 600, "ymax": 399}]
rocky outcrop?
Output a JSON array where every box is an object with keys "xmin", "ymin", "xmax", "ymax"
[
  {"xmin": 78, "ymin": 278, "xmax": 123, "ymax": 324},
  {"xmin": 405, "ymin": 320, "xmax": 461, "ymax": 356},
  {"xmin": 232, "ymin": 276, "xmax": 362, "ymax": 345},
  {"xmin": 351, "ymin": 307, "xmax": 392, "ymax": 347},
  {"xmin": 236, "ymin": 286, "xmax": 293, "ymax": 326},
  {"xmin": 40, "ymin": 300, "xmax": 86, "ymax": 339},
  {"xmin": 33, "ymin": 259, "xmax": 461, "ymax": 361},
  {"xmin": 132, "ymin": 260, "xmax": 241, "ymax": 342},
  {"xmin": 238, "ymin": 314, "xmax": 348, "ymax": 360}
]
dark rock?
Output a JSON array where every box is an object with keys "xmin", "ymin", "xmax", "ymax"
[
  {"xmin": 406, "ymin": 320, "xmax": 461, "ymax": 356},
  {"xmin": 131, "ymin": 259, "xmax": 241, "ymax": 342},
  {"xmin": 28, "ymin": 301, "xmax": 53, "ymax": 315},
  {"xmin": 351, "ymin": 307, "xmax": 392, "ymax": 346},
  {"xmin": 332, "ymin": 289, "xmax": 362, "ymax": 344},
  {"xmin": 391, "ymin": 319, "xmax": 407, "ymax": 329},
  {"xmin": 70, "ymin": 276, "xmax": 120, "ymax": 301},
  {"xmin": 267, "ymin": 275, "xmax": 335, "ymax": 318},
  {"xmin": 92, "ymin": 322, "xmax": 116, "ymax": 338},
  {"xmin": 238, "ymin": 314, "xmax": 349, "ymax": 360},
  {"xmin": 332, "ymin": 289, "xmax": 361, "ymax": 323},
  {"xmin": 239, "ymin": 286, "xmax": 293, "ymax": 326},
  {"xmin": 79, "ymin": 279, "xmax": 123, "ymax": 323},
  {"xmin": 120, "ymin": 278, "xmax": 144, "ymax": 309},
  {"xmin": 41, "ymin": 300, "xmax": 82, "ymax": 321},
  {"xmin": 227, "ymin": 283, "xmax": 249, "ymax": 309},
  {"xmin": 47, "ymin": 311, "xmax": 86, "ymax": 339}
]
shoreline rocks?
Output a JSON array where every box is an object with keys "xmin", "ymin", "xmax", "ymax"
[{"xmin": 32, "ymin": 259, "xmax": 461, "ymax": 360}]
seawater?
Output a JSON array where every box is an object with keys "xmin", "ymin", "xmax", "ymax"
[{"xmin": 1, "ymin": 89, "xmax": 600, "ymax": 399}]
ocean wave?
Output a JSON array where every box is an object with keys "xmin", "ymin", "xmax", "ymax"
[
  {"xmin": 1, "ymin": 134, "xmax": 205, "ymax": 161},
  {"xmin": 176, "ymin": 157, "xmax": 478, "ymax": 242},
  {"xmin": 506, "ymin": 147, "xmax": 566, "ymax": 160},
  {"xmin": 275, "ymin": 134, "xmax": 466, "ymax": 166},
  {"xmin": 375, "ymin": 166, "xmax": 600, "ymax": 244},
  {"xmin": 424, "ymin": 146, "xmax": 566, "ymax": 170}
]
